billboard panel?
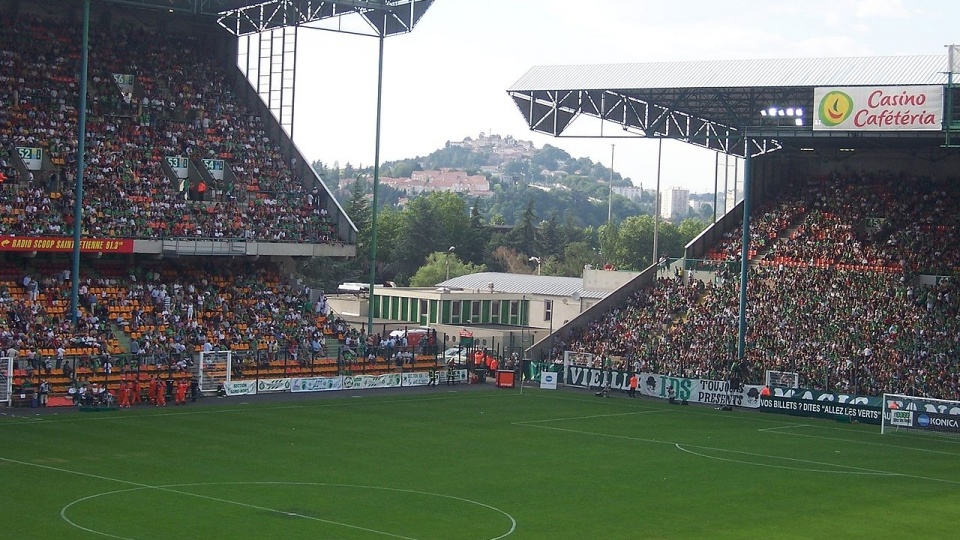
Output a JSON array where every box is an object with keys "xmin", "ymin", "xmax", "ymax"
[{"xmin": 813, "ymin": 86, "xmax": 942, "ymax": 131}]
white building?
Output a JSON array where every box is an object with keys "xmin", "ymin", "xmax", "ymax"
[
  {"xmin": 661, "ymin": 187, "xmax": 690, "ymax": 219},
  {"xmin": 612, "ymin": 186, "xmax": 644, "ymax": 200},
  {"xmin": 325, "ymin": 270, "xmax": 635, "ymax": 356}
]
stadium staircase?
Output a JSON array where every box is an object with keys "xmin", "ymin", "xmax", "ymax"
[
  {"xmin": 111, "ymin": 323, "xmax": 132, "ymax": 355},
  {"xmin": 749, "ymin": 215, "xmax": 807, "ymax": 267}
]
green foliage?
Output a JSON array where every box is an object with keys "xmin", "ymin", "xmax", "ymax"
[
  {"xmin": 306, "ymin": 139, "xmax": 710, "ymax": 286},
  {"xmin": 409, "ymin": 251, "xmax": 486, "ymax": 287},
  {"xmin": 417, "ymin": 143, "xmax": 492, "ymax": 171},
  {"xmin": 384, "ymin": 160, "xmax": 420, "ymax": 178},
  {"xmin": 393, "ymin": 192, "xmax": 475, "ymax": 282}
]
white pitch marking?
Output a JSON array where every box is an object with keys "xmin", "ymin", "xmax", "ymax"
[
  {"xmin": 673, "ymin": 443, "xmax": 898, "ymax": 475},
  {"xmin": 0, "ymin": 393, "xmax": 500, "ymax": 427},
  {"xmin": 512, "ymin": 409, "xmax": 670, "ymax": 425},
  {"xmin": 759, "ymin": 424, "xmax": 960, "ymax": 456},
  {"xmin": 0, "ymin": 455, "xmax": 517, "ymax": 540},
  {"xmin": 515, "ymin": 421, "xmax": 960, "ymax": 485},
  {"xmin": 1, "ymin": 456, "xmax": 417, "ymax": 539}
]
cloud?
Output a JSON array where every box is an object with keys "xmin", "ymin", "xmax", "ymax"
[{"xmin": 854, "ymin": 0, "xmax": 915, "ymax": 19}]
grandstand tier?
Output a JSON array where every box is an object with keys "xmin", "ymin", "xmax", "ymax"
[{"xmin": 0, "ymin": 2, "xmax": 356, "ymax": 258}]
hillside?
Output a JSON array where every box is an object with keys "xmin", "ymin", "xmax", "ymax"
[{"xmin": 312, "ymin": 133, "xmax": 714, "ymax": 227}]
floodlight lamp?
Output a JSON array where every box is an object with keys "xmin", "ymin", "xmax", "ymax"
[
  {"xmin": 759, "ymin": 110, "xmax": 767, "ymax": 117},
  {"xmin": 795, "ymin": 118, "xmax": 803, "ymax": 126},
  {"xmin": 777, "ymin": 109, "xmax": 785, "ymax": 117},
  {"xmin": 795, "ymin": 108, "xmax": 803, "ymax": 117},
  {"xmin": 785, "ymin": 108, "xmax": 794, "ymax": 116},
  {"xmin": 767, "ymin": 107, "xmax": 778, "ymax": 117}
]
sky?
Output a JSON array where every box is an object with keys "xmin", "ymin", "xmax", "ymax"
[{"xmin": 255, "ymin": 0, "xmax": 960, "ymax": 195}]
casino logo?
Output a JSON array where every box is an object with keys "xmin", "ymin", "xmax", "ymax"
[
  {"xmin": 818, "ymin": 90, "xmax": 854, "ymax": 127},
  {"xmin": 917, "ymin": 413, "xmax": 931, "ymax": 428}
]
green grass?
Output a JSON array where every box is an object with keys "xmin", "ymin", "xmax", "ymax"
[{"xmin": 2, "ymin": 387, "xmax": 960, "ymax": 539}]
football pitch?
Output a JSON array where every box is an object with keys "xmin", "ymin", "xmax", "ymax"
[{"xmin": 2, "ymin": 385, "xmax": 959, "ymax": 539}]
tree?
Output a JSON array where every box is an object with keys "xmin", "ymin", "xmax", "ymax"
[
  {"xmin": 598, "ymin": 221, "xmax": 620, "ymax": 267},
  {"xmin": 508, "ymin": 199, "xmax": 538, "ymax": 255},
  {"xmin": 409, "ymin": 252, "xmax": 486, "ymax": 287},
  {"xmin": 393, "ymin": 191, "xmax": 473, "ymax": 283},
  {"xmin": 678, "ymin": 218, "xmax": 708, "ymax": 241},
  {"xmin": 538, "ymin": 213, "xmax": 564, "ymax": 259},
  {"xmin": 554, "ymin": 241, "xmax": 599, "ymax": 277},
  {"xmin": 490, "ymin": 246, "xmax": 534, "ymax": 274},
  {"xmin": 614, "ymin": 215, "xmax": 655, "ymax": 270},
  {"xmin": 388, "ymin": 160, "xmax": 418, "ymax": 178}
]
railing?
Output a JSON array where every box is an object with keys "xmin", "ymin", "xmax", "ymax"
[{"xmin": 162, "ymin": 237, "xmax": 247, "ymax": 256}]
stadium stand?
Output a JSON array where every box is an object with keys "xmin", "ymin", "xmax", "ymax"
[
  {"xmin": 0, "ymin": 10, "xmax": 337, "ymax": 243},
  {"xmin": 5, "ymin": 256, "xmax": 438, "ymax": 402},
  {"xmin": 566, "ymin": 171, "xmax": 960, "ymax": 401},
  {"xmin": 0, "ymin": 3, "xmax": 377, "ymax": 404}
]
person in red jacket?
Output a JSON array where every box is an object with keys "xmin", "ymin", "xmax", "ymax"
[
  {"xmin": 154, "ymin": 378, "xmax": 166, "ymax": 406},
  {"xmin": 131, "ymin": 377, "xmax": 141, "ymax": 405},
  {"xmin": 118, "ymin": 380, "xmax": 130, "ymax": 408},
  {"xmin": 175, "ymin": 379, "xmax": 188, "ymax": 405}
]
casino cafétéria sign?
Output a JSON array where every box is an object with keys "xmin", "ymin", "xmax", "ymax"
[{"xmin": 814, "ymin": 85, "xmax": 942, "ymax": 131}]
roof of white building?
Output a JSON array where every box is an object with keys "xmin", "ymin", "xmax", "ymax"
[{"xmin": 439, "ymin": 272, "xmax": 609, "ymax": 299}]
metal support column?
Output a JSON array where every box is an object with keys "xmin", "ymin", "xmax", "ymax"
[
  {"xmin": 712, "ymin": 152, "xmax": 719, "ymax": 223},
  {"xmin": 71, "ymin": 0, "xmax": 90, "ymax": 325},
  {"xmin": 366, "ymin": 33, "xmax": 386, "ymax": 335},
  {"xmin": 736, "ymin": 147, "xmax": 753, "ymax": 365},
  {"xmin": 652, "ymin": 137, "xmax": 662, "ymax": 265}
]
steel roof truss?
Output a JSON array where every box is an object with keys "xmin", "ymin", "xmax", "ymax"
[{"xmin": 218, "ymin": 0, "xmax": 434, "ymax": 37}]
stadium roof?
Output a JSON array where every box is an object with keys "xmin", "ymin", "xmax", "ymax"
[
  {"xmin": 439, "ymin": 272, "xmax": 609, "ymax": 300},
  {"xmin": 100, "ymin": 0, "xmax": 254, "ymax": 16},
  {"xmin": 100, "ymin": 0, "xmax": 435, "ymax": 37},
  {"xmin": 508, "ymin": 54, "xmax": 957, "ymax": 157},
  {"xmin": 508, "ymin": 56, "xmax": 949, "ymax": 92}
]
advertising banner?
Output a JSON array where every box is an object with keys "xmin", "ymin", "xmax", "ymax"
[
  {"xmin": 0, "ymin": 236, "xmax": 134, "ymax": 253},
  {"xmin": 563, "ymin": 366, "xmax": 762, "ymax": 408},
  {"xmin": 223, "ymin": 380, "xmax": 257, "ymax": 396},
  {"xmin": 913, "ymin": 412, "xmax": 960, "ymax": 433},
  {"xmin": 256, "ymin": 378, "xmax": 291, "ymax": 393},
  {"xmin": 17, "ymin": 147, "xmax": 43, "ymax": 170},
  {"xmin": 440, "ymin": 368, "xmax": 468, "ymax": 384},
  {"xmin": 540, "ymin": 372, "xmax": 558, "ymax": 390},
  {"xmin": 813, "ymin": 86, "xmax": 942, "ymax": 131},
  {"xmin": 343, "ymin": 374, "xmax": 402, "ymax": 390},
  {"xmin": 291, "ymin": 376, "xmax": 343, "ymax": 393},
  {"xmin": 401, "ymin": 371, "xmax": 431, "ymax": 387},
  {"xmin": 758, "ymin": 389, "xmax": 883, "ymax": 424}
]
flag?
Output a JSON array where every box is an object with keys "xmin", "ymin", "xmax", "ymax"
[{"xmin": 951, "ymin": 45, "xmax": 960, "ymax": 75}]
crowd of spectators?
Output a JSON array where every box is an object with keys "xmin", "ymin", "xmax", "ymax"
[
  {"xmin": 2, "ymin": 257, "xmax": 346, "ymax": 380},
  {"xmin": 566, "ymin": 171, "xmax": 960, "ymax": 400},
  {"xmin": 0, "ymin": 11, "xmax": 338, "ymax": 243}
]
